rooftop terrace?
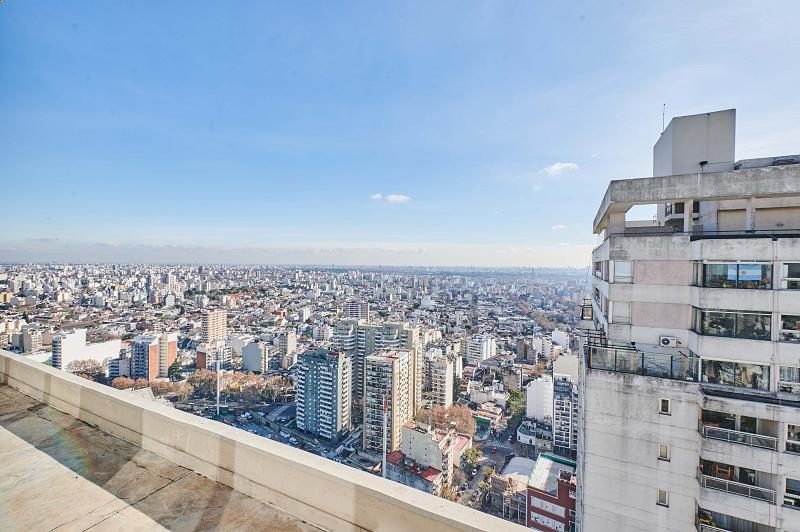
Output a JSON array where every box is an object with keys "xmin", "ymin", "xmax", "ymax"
[{"xmin": 0, "ymin": 349, "xmax": 519, "ymax": 532}]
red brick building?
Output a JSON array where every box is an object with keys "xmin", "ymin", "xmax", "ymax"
[{"xmin": 526, "ymin": 453, "xmax": 576, "ymax": 531}]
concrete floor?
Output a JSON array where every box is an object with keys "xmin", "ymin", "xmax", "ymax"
[{"xmin": 0, "ymin": 385, "xmax": 321, "ymax": 532}]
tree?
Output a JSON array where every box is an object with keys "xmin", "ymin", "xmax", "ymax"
[
  {"xmin": 168, "ymin": 359, "xmax": 183, "ymax": 381},
  {"xmin": 462, "ymin": 447, "xmax": 482, "ymax": 469},
  {"xmin": 111, "ymin": 376, "xmax": 135, "ymax": 390},
  {"xmin": 65, "ymin": 359, "xmax": 105, "ymax": 382},
  {"xmin": 506, "ymin": 389, "xmax": 525, "ymax": 425},
  {"xmin": 188, "ymin": 369, "xmax": 217, "ymax": 397}
]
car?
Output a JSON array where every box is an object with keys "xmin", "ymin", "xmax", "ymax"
[
  {"xmin": 491, "ymin": 446, "xmax": 497, "ymax": 453},
  {"xmin": 472, "ymin": 468, "xmax": 478, "ymax": 476}
]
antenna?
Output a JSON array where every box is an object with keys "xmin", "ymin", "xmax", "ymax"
[{"xmin": 662, "ymin": 104, "xmax": 666, "ymax": 133}]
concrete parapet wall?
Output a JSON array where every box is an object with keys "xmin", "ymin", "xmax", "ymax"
[{"xmin": 0, "ymin": 350, "xmax": 517, "ymax": 532}]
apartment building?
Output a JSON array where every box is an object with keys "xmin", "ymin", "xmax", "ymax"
[
  {"xmin": 296, "ymin": 349, "xmax": 351, "ymax": 442},
  {"xmin": 363, "ymin": 349, "xmax": 412, "ymax": 453},
  {"xmin": 431, "ymin": 357, "xmax": 454, "ymax": 408},
  {"xmin": 345, "ymin": 300, "xmax": 370, "ymax": 321},
  {"xmin": 130, "ymin": 332, "xmax": 177, "ymax": 381},
  {"xmin": 552, "ymin": 375, "xmax": 577, "ymax": 460},
  {"xmin": 241, "ymin": 340, "xmax": 273, "ymax": 373},
  {"xmin": 527, "ymin": 453, "xmax": 577, "ymax": 531},
  {"xmin": 467, "ymin": 334, "xmax": 496, "ymax": 365},
  {"xmin": 333, "ymin": 321, "xmax": 422, "ymax": 413},
  {"xmin": 386, "ymin": 421, "xmax": 458, "ymax": 496},
  {"xmin": 579, "ymin": 108, "xmax": 800, "ymax": 532},
  {"xmin": 196, "ymin": 340, "xmax": 232, "ymax": 371},
  {"xmin": 51, "ymin": 328, "xmax": 121, "ymax": 370},
  {"xmin": 201, "ymin": 308, "xmax": 227, "ymax": 343}
]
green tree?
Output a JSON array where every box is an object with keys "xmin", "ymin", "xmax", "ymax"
[{"xmin": 168, "ymin": 359, "xmax": 183, "ymax": 381}]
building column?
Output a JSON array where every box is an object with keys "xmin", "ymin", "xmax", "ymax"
[
  {"xmin": 683, "ymin": 200, "xmax": 694, "ymax": 233},
  {"xmin": 745, "ymin": 197, "xmax": 756, "ymax": 231},
  {"xmin": 608, "ymin": 211, "xmax": 626, "ymax": 235}
]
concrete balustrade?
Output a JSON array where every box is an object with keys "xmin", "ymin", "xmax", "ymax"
[{"xmin": 0, "ymin": 350, "xmax": 519, "ymax": 531}]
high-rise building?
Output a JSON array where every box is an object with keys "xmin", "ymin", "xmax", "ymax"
[
  {"xmin": 579, "ymin": 109, "xmax": 800, "ymax": 531},
  {"xmin": 130, "ymin": 332, "xmax": 177, "ymax": 381},
  {"xmin": 345, "ymin": 300, "xmax": 370, "ymax": 321},
  {"xmin": 201, "ymin": 309, "xmax": 227, "ymax": 343},
  {"xmin": 296, "ymin": 349, "xmax": 351, "ymax": 442},
  {"xmin": 552, "ymin": 374, "xmax": 577, "ymax": 459},
  {"xmin": 333, "ymin": 321, "xmax": 422, "ymax": 413},
  {"xmin": 431, "ymin": 357, "xmax": 453, "ymax": 408},
  {"xmin": 466, "ymin": 334, "xmax": 496, "ymax": 365},
  {"xmin": 363, "ymin": 349, "xmax": 412, "ymax": 453}
]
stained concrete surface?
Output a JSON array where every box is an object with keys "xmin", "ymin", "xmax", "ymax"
[{"xmin": 0, "ymin": 385, "xmax": 321, "ymax": 532}]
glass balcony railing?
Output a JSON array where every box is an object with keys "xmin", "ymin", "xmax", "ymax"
[
  {"xmin": 586, "ymin": 343, "xmax": 698, "ymax": 381},
  {"xmin": 698, "ymin": 420, "xmax": 777, "ymax": 450},
  {"xmin": 696, "ymin": 468, "xmax": 776, "ymax": 504}
]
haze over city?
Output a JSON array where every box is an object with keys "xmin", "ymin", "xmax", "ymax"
[{"xmin": 3, "ymin": 1, "xmax": 800, "ymax": 266}]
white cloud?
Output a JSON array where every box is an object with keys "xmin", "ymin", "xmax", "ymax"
[
  {"xmin": 385, "ymin": 194, "xmax": 411, "ymax": 203},
  {"xmin": 552, "ymin": 224, "xmax": 568, "ymax": 231},
  {"xmin": 542, "ymin": 162, "xmax": 579, "ymax": 176},
  {"xmin": 371, "ymin": 193, "xmax": 412, "ymax": 204}
]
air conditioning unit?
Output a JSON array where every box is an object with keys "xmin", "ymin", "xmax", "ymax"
[{"xmin": 660, "ymin": 336, "xmax": 678, "ymax": 348}]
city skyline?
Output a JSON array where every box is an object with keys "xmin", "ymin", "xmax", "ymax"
[{"xmin": 3, "ymin": 1, "xmax": 800, "ymax": 267}]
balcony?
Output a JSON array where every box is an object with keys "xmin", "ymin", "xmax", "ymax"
[
  {"xmin": 696, "ymin": 468, "xmax": 776, "ymax": 504},
  {"xmin": 698, "ymin": 420, "xmax": 778, "ymax": 450},
  {"xmin": 0, "ymin": 350, "xmax": 516, "ymax": 531}
]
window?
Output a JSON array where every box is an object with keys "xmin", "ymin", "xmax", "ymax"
[
  {"xmin": 657, "ymin": 489, "xmax": 669, "ymax": 507},
  {"xmin": 782, "ymin": 263, "xmax": 800, "ymax": 289},
  {"xmin": 612, "ymin": 302, "xmax": 631, "ymax": 324},
  {"xmin": 698, "ymin": 309, "xmax": 771, "ymax": 341},
  {"xmin": 781, "ymin": 315, "xmax": 800, "ymax": 343},
  {"xmin": 659, "ymin": 398, "xmax": 670, "ymax": 415},
  {"xmin": 701, "ymin": 359, "xmax": 769, "ymax": 391},
  {"xmin": 613, "ymin": 261, "xmax": 632, "ymax": 283},
  {"xmin": 787, "ymin": 424, "xmax": 800, "ymax": 454},
  {"xmin": 786, "ymin": 478, "xmax": 800, "ymax": 507},
  {"xmin": 779, "ymin": 366, "xmax": 800, "ymax": 394},
  {"xmin": 702, "ymin": 262, "xmax": 771, "ymax": 289},
  {"xmin": 658, "ymin": 443, "xmax": 670, "ymax": 461}
]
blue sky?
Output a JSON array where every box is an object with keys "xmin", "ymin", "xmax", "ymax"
[{"xmin": 2, "ymin": 1, "xmax": 799, "ymax": 266}]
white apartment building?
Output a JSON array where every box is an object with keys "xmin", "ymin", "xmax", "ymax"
[
  {"xmin": 431, "ymin": 357, "xmax": 454, "ymax": 408},
  {"xmin": 466, "ymin": 334, "xmax": 496, "ymax": 365},
  {"xmin": 241, "ymin": 340, "xmax": 272, "ymax": 373},
  {"xmin": 526, "ymin": 374, "xmax": 554, "ymax": 421},
  {"xmin": 201, "ymin": 309, "xmax": 227, "ymax": 343},
  {"xmin": 51, "ymin": 328, "xmax": 121, "ymax": 370},
  {"xmin": 363, "ymin": 349, "xmax": 412, "ymax": 453},
  {"xmin": 579, "ymin": 109, "xmax": 800, "ymax": 532},
  {"xmin": 296, "ymin": 349, "xmax": 351, "ymax": 442}
]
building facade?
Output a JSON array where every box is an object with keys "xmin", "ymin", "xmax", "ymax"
[
  {"xmin": 201, "ymin": 309, "xmax": 227, "ymax": 343},
  {"xmin": 363, "ymin": 349, "xmax": 412, "ymax": 453},
  {"xmin": 295, "ymin": 349, "xmax": 352, "ymax": 442},
  {"xmin": 579, "ymin": 109, "xmax": 800, "ymax": 532},
  {"xmin": 130, "ymin": 332, "xmax": 177, "ymax": 381}
]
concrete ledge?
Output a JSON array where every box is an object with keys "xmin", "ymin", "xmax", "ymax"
[{"xmin": 0, "ymin": 350, "xmax": 520, "ymax": 532}]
